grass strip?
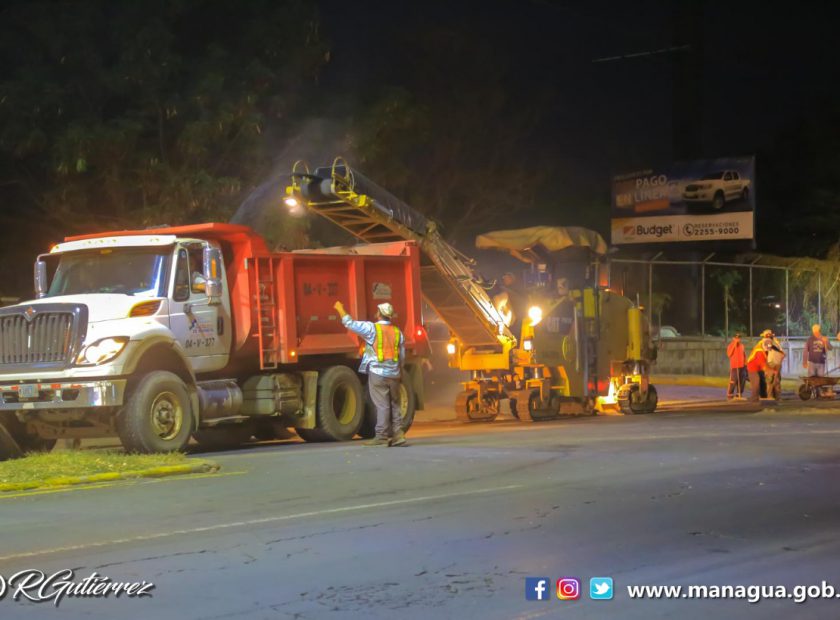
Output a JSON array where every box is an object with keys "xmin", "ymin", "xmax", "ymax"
[{"xmin": 0, "ymin": 450, "xmax": 219, "ymax": 492}]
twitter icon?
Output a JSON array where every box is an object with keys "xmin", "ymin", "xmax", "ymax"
[{"xmin": 589, "ymin": 577, "xmax": 614, "ymax": 600}]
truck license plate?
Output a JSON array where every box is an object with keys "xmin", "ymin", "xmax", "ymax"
[{"xmin": 18, "ymin": 384, "xmax": 38, "ymax": 399}]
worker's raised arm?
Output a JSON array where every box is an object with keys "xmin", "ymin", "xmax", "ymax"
[{"xmin": 335, "ymin": 301, "xmax": 376, "ymax": 344}]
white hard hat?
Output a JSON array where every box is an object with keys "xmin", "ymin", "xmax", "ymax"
[{"xmin": 377, "ymin": 302, "xmax": 394, "ymax": 318}]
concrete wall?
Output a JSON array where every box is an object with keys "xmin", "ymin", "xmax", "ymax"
[{"xmin": 654, "ymin": 337, "xmax": 840, "ymax": 377}]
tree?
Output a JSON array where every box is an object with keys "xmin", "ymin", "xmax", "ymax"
[
  {"xmin": 650, "ymin": 292, "xmax": 672, "ymax": 337},
  {"xmin": 347, "ymin": 26, "xmax": 552, "ymax": 242},
  {"xmin": 713, "ymin": 270, "xmax": 742, "ymax": 337},
  {"xmin": 0, "ymin": 0, "xmax": 328, "ymax": 249}
]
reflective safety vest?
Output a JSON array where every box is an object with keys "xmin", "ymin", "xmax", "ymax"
[{"xmin": 374, "ymin": 323, "xmax": 401, "ymax": 362}]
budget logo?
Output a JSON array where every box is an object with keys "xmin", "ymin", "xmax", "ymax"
[
  {"xmin": 556, "ymin": 577, "xmax": 580, "ymax": 600},
  {"xmin": 589, "ymin": 577, "xmax": 614, "ymax": 600},
  {"xmin": 622, "ymin": 225, "xmax": 635, "ymax": 237},
  {"xmin": 525, "ymin": 577, "xmax": 550, "ymax": 601}
]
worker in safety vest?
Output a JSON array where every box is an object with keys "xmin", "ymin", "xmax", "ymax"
[
  {"xmin": 726, "ymin": 332, "xmax": 746, "ymax": 399},
  {"xmin": 746, "ymin": 341, "xmax": 768, "ymax": 402},
  {"xmin": 334, "ymin": 300, "xmax": 406, "ymax": 447}
]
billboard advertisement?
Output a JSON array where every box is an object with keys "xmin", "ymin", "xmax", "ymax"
[{"xmin": 611, "ymin": 156, "xmax": 755, "ymax": 245}]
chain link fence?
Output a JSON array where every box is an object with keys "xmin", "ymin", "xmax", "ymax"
[
  {"xmin": 611, "ymin": 254, "xmax": 839, "ymax": 339},
  {"xmin": 610, "ymin": 254, "xmax": 840, "ymax": 377}
]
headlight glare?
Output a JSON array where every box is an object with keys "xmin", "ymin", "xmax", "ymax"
[{"xmin": 77, "ymin": 337, "xmax": 129, "ymax": 365}]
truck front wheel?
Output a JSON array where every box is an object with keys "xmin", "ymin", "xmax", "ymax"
[
  {"xmin": 298, "ymin": 366, "xmax": 363, "ymax": 442},
  {"xmin": 117, "ymin": 371, "xmax": 194, "ymax": 453}
]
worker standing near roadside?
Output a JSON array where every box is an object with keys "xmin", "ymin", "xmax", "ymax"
[
  {"xmin": 334, "ymin": 300, "xmax": 407, "ymax": 447},
  {"xmin": 803, "ymin": 324, "xmax": 831, "ymax": 377},
  {"xmin": 726, "ymin": 333, "xmax": 746, "ymax": 399},
  {"xmin": 763, "ymin": 330, "xmax": 785, "ymax": 401},
  {"xmin": 746, "ymin": 340, "xmax": 768, "ymax": 402}
]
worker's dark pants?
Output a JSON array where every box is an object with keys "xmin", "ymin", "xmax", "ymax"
[
  {"xmin": 728, "ymin": 367, "xmax": 747, "ymax": 397},
  {"xmin": 748, "ymin": 370, "xmax": 762, "ymax": 401},
  {"xmin": 369, "ymin": 372, "xmax": 402, "ymax": 439}
]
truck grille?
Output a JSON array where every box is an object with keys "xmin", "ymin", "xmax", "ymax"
[{"xmin": 0, "ymin": 303, "xmax": 87, "ymax": 371}]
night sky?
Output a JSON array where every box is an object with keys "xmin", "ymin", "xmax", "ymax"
[{"xmin": 319, "ymin": 0, "xmax": 839, "ymax": 219}]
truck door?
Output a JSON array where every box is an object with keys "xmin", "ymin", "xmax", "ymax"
[
  {"xmin": 169, "ymin": 243, "xmax": 232, "ymax": 373},
  {"xmin": 723, "ymin": 171, "xmax": 737, "ymax": 200}
]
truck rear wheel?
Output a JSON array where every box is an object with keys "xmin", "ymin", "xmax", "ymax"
[
  {"xmin": 358, "ymin": 377, "xmax": 416, "ymax": 439},
  {"xmin": 299, "ymin": 366, "xmax": 364, "ymax": 442},
  {"xmin": 193, "ymin": 423, "xmax": 254, "ymax": 450},
  {"xmin": 117, "ymin": 371, "xmax": 194, "ymax": 453}
]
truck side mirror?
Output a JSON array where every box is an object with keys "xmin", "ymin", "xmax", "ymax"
[
  {"xmin": 34, "ymin": 260, "xmax": 48, "ymax": 299},
  {"xmin": 203, "ymin": 246, "xmax": 223, "ymax": 305}
]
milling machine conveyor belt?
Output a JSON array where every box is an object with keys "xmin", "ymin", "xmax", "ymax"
[{"xmin": 291, "ymin": 161, "xmax": 513, "ymax": 349}]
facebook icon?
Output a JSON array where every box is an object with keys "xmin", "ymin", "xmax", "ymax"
[{"xmin": 525, "ymin": 577, "xmax": 550, "ymax": 601}]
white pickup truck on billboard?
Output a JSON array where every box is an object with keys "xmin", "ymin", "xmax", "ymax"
[
  {"xmin": 682, "ymin": 170, "xmax": 751, "ymax": 211},
  {"xmin": 611, "ymin": 156, "xmax": 755, "ymax": 245}
]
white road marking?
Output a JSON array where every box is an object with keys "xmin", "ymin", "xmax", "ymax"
[{"xmin": 0, "ymin": 484, "xmax": 524, "ymax": 563}]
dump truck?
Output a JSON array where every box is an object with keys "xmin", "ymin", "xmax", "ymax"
[
  {"xmin": 285, "ymin": 159, "xmax": 657, "ymax": 420},
  {"xmin": 0, "ymin": 223, "xmax": 429, "ymax": 453}
]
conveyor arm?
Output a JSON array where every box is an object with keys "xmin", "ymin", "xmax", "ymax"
[{"xmin": 287, "ymin": 159, "xmax": 514, "ymax": 349}]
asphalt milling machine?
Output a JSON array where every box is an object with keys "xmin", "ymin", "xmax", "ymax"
[{"xmin": 286, "ymin": 158, "xmax": 658, "ymax": 421}]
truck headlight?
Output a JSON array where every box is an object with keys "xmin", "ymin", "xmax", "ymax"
[
  {"xmin": 523, "ymin": 339, "xmax": 534, "ymax": 351},
  {"xmin": 528, "ymin": 306, "xmax": 543, "ymax": 326},
  {"xmin": 446, "ymin": 342, "xmax": 457, "ymax": 355},
  {"xmin": 76, "ymin": 337, "xmax": 129, "ymax": 365}
]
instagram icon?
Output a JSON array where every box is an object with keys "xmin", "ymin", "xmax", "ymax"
[{"xmin": 556, "ymin": 578, "xmax": 581, "ymax": 600}]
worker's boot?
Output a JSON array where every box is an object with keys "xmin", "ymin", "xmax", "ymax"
[
  {"xmin": 364, "ymin": 437, "xmax": 389, "ymax": 447},
  {"xmin": 390, "ymin": 432, "xmax": 407, "ymax": 447}
]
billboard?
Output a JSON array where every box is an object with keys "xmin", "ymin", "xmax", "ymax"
[{"xmin": 611, "ymin": 156, "xmax": 755, "ymax": 245}]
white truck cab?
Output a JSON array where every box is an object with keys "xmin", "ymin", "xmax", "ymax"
[{"xmin": 0, "ymin": 234, "xmax": 230, "ymax": 452}]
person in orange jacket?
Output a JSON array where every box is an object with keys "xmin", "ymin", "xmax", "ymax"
[
  {"xmin": 746, "ymin": 342, "xmax": 768, "ymax": 402},
  {"xmin": 726, "ymin": 332, "xmax": 747, "ymax": 399}
]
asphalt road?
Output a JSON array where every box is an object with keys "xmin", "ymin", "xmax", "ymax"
[{"xmin": 2, "ymin": 387, "xmax": 840, "ymax": 619}]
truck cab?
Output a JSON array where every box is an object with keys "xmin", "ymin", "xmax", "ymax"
[{"xmin": 0, "ymin": 224, "xmax": 426, "ymax": 453}]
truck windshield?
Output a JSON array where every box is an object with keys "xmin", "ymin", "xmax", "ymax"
[{"xmin": 47, "ymin": 249, "xmax": 170, "ymax": 297}]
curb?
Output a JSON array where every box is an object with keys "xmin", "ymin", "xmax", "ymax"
[
  {"xmin": 0, "ymin": 460, "xmax": 220, "ymax": 493},
  {"xmin": 653, "ymin": 375, "xmax": 799, "ymax": 391}
]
